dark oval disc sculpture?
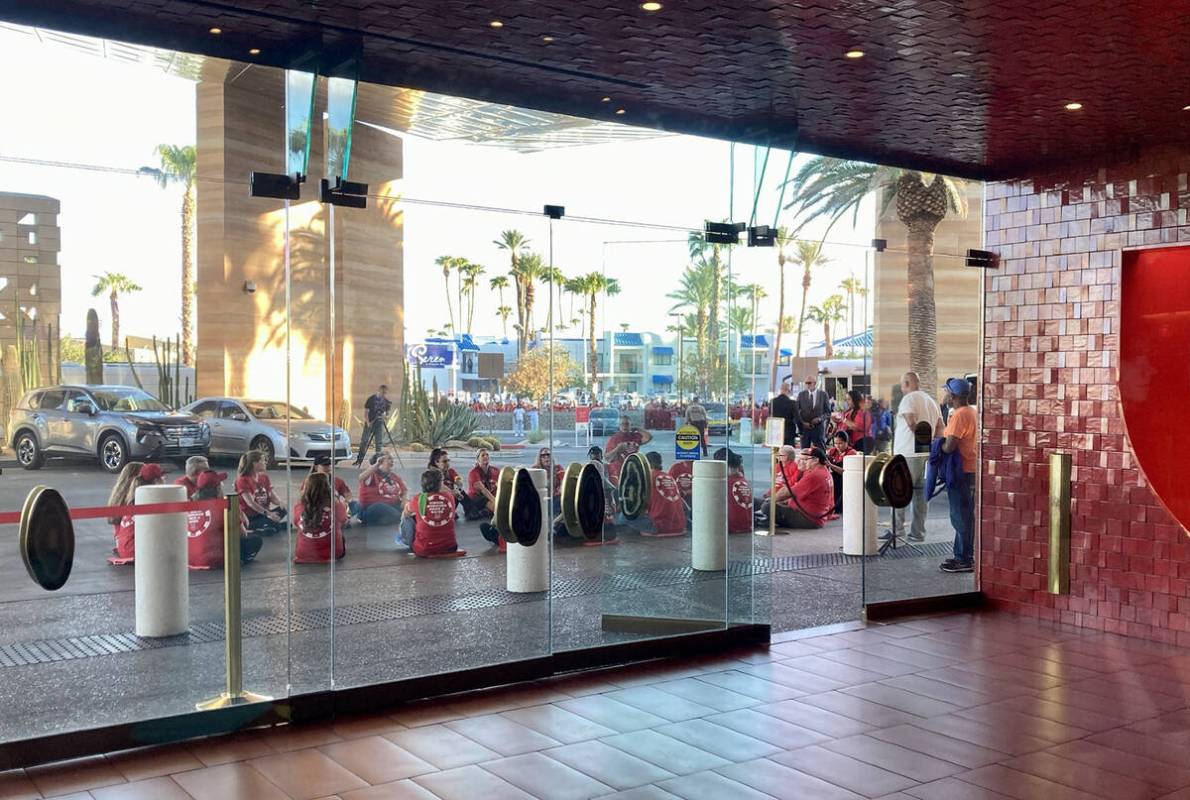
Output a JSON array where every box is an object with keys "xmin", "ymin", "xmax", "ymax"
[
  {"xmin": 20, "ymin": 486, "xmax": 75, "ymax": 591},
  {"xmin": 494, "ymin": 466, "xmax": 517, "ymax": 543},
  {"xmin": 865, "ymin": 452, "xmax": 890, "ymax": 507},
  {"xmin": 508, "ymin": 467, "xmax": 543, "ymax": 547},
  {"xmin": 575, "ymin": 463, "xmax": 605, "ymax": 540},
  {"xmin": 619, "ymin": 452, "xmax": 651, "ymax": 520},
  {"xmin": 880, "ymin": 454, "xmax": 914, "ymax": 509}
]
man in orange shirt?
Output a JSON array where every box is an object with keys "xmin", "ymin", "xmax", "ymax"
[{"xmin": 940, "ymin": 377, "xmax": 978, "ymax": 573}]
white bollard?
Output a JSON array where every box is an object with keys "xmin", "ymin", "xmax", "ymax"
[
  {"xmin": 843, "ymin": 454, "xmax": 878, "ymax": 556},
  {"xmin": 692, "ymin": 459, "xmax": 728, "ymax": 571},
  {"xmin": 134, "ymin": 484, "xmax": 189, "ymax": 637},
  {"xmin": 507, "ymin": 467, "xmax": 549, "ymax": 593},
  {"xmin": 737, "ymin": 418, "xmax": 752, "ymax": 446}
]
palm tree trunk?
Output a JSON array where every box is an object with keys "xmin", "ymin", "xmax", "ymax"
[
  {"xmin": 709, "ymin": 246, "xmax": 722, "ymax": 372},
  {"xmin": 525, "ymin": 283, "xmax": 536, "ymax": 338},
  {"xmin": 823, "ymin": 320, "xmax": 833, "ymax": 359},
  {"xmin": 906, "ymin": 220, "xmax": 939, "ymax": 397},
  {"xmin": 588, "ymin": 294, "xmax": 598, "ymax": 389},
  {"xmin": 794, "ymin": 268, "xmax": 811, "ymax": 357},
  {"xmin": 109, "ymin": 291, "xmax": 120, "ymax": 354},
  {"xmin": 513, "ymin": 277, "xmax": 525, "ymax": 356},
  {"xmin": 443, "ymin": 273, "xmax": 455, "ymax": 333},
  {"xmin": 848, "ymin": 288, "xmax": 855, "ymax": 338},
  {"xmin": 770, "ymin": 256, "xmax": 786, "ymax": 393},
  {"xmin": 180, "ymin": 185, "xmax": 196, "ymax": 366}
]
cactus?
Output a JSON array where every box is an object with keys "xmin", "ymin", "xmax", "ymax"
[
  {"xmin": 85, "ymin": 309, "xmax": 104, "ymax": 384},
  {"xmin": 396, "ymin": 361, "xmax": 477, "ymax": 447},
  {"xmin": 123, "ymin": 338, "xmax": 146, "ymax": 392}
]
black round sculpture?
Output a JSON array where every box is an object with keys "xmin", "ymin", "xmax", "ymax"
[
  {"xmin": 508, "ymin": 467, "xmax": 543, "ymax": 547},
  {"xmin": 494, "ymin": 466, "xmax": 517, "ymax": 543},
  {"xmin": 880, "ymin": 454, "xmax": 914, "ymax": 509},
  {"xmin": 865, "ymin": 452, "xmax": 890, "ymax": 507},
  {"xmin": 20, "ymin": 486, "xmax": 74, "ymax": 591},
  {"xmin": 562, "ymin": 462, "xmax": 606, "ymax": 541},
  {"xmin": 619, "ymin": 451, "xmax": 651, "ymax": 520}
]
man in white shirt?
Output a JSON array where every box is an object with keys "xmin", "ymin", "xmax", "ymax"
[{"xmin": 892, "ymin": 371, "xmax": 942, "ymax": 542}]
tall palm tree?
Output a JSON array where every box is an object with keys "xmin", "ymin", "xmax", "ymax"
[
  {"xmin": 434, "ymin": 255, "xmax": 460, "ymax": 333},
  {"xmin": 496, "ymin": 305, "xmax": 512, "ymax": 338},
  {"xmin": 667, "ymin": 260, "xmax": 716, "ymax": 393},
  {"xmin": 806, "ymin": 294, "xmax": 847, "ymax": 359},
  {"xmin": 461, "ymin": 262, "xmax": 485, "ymax": 333},
  {"xmin": 769, "ymin": 226, "xmax": 794, "ymax": 392},
  {"xmin": 91, "ymin": 272, "xmax": 143, "ymax": 352},
  {"xmin": 839, "ymin": 274, "xmax": 865, "ymax": 337},
  {"xmin": 568, "ymin": 272, "xmax": 621, "ymax": 388},
  {"xmin": 139, "ymin": 144, "xmax": 197, "ymax": 365},
  {"xmin": 541, "ymin": 266, "xmax": 566, "ymax": 329},
  {"xmin": 791, "ymin": 240, "xmax": 831, "ymax": 359},
  {"xmin": 494, "ymin": 230, "xmax": 531, "ymax": 354},
  {"xmin": 514, "ymin": 252, "xmax": 546, "ymax": 340},
  {"xmin": 688, "ymin": 231, "xmax": 726, "ymax": 372},
  {"xmin": 489, "ymin": 275, "xmax": 510, "ymax": 334},
  {"xmin": 784, "ymin": 158, "xmax": 967, "ymax": 396}
]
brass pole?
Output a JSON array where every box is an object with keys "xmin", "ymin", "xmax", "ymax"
[
  {"xmin": 1048, "ymin": 453, "xmax": 1072, "ymax": 595},
  {"xmin": 197, "ymin": 493, "xmax": 271, "ymax": 710},
  {"xmin": 768, "ymin": 446, "xmax": 776, "ymax": 537}
]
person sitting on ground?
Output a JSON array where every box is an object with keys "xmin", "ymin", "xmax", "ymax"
[
  {"xmin": 755, "ymin": 445, "xmax": 799, "ymax": 515},
  {"xmin": 175, "ymin": 455, "xmax": 209, "ymax": 499},
  {"xmin": 533, "ymin": 448, "xmax": 565, "ymax": 519},
  {"xmin": 465, "ymin": 448, "xmax": 498, "ymax": 521},
  {"xmin": 757, "ymin": 447, "xmax": 834, "ymax": 529},
  {"xmin": 639, "ymin": 451, "xmax": 686, "ymax": 536},
  {"xmin": 106, "ymin": 461, "xmax": 159, "ymax": 561},
  {"xmin": 358, "ymin": 452, "xmax": 407, "ymax": 527},
  {"xmin": 188, "ymin": 469, "xmax": 262, "ymax": 568},
  {"xmin": 606, "ymin": 415, "xmax": 653, "ymax": 486},
  {"xmin": 235, "ymin": 450, "xmax": 287, "ymax": 536},
  {"xmin": 826, "ymin": 430, "xmax": 857, "ymax": 517},
  {"xmin": 669, "ymin": 457, "xmax": 694, "ymax": 504},
  {"xmin": 726, "ymin": 451, "xmax": 755, "ymax": 534},
  {"xmin": 428, "ymin": 448, "xmax": 466, "ymax": 512},
  {"xmin": 401, "ymin": 468, "xmax": 465, "ymax": 558},
  {"xmin": 306, "ymin": 454, "xmax": 360, "ymax": 523},
  {"xmin": 293, "ymin": 472, "xmax": 347, "ymax": 563}
]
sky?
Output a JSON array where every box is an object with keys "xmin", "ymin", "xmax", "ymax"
[{"xmin": 0, "ymin": 25, "xmax": 879, "ymax": 350}]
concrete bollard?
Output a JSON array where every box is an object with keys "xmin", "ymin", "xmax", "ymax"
[
  {"xmin": 692, "ymin": 459, "xmax": 728, "ymax": 571},
  {"xmin": 843, "ymin": 454, "xmax": 878, "ymax": 555},
  {"xmin": 507, "ymin": 467, "xmax": 549, "ymax": 593},
  {"xmin": 134, "ymin": 484, "xmax": 189, "ymax": 637}
]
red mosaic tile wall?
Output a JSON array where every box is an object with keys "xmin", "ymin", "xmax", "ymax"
[{"xmin": 981, "ymin": 145, "xmax": 1190, "ymax": 641}]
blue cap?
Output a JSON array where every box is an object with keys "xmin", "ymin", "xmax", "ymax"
[{"xmin": 945, "ymin": 377, "xmax": 972, "ymax": 397}]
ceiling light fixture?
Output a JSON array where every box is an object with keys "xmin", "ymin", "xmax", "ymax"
[
  {"xmin": 602, "ymin": 96, "xmax": 612, "ymax": 102},
  {"xmin": 248, "ymin": 48, "xmax": 261, "ymax": 55},
  {"xmin": 844, "ymin": 49, "xmax": 865, "ymax": 59},
  {"xmin": 208, "ymin": 27, "xmax": 222, "ymax": 34},
  {"xmin": 542, "ymin": 35, "xmax": 554, "ymax": 42},
  {"xmin": 1064, "ymin": 102, "xmax": 1083, "ymax": 111},
  {"xmin": 1183, "ymin": 105, "xmax": 1190, "ymax": 111},
  {"xmin": 615, "ymin": 108, "xmax": 626, "ymax": 115},
  {"xmin": 641, "ymin": 2, "xmax": 663, "ymax": 10},
  {"xmin": 489, "ymin": 20, "xmax": 504, "ymax": 28}
]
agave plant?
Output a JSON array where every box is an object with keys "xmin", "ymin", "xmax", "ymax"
[{"xmin": 396, "ymin": 361, "xmax": 479, "ymax": 446}]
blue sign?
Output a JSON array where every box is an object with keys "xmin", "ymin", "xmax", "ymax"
[
  {"xmin": 675, "ymin": 424, "xmax": 702, "ymax": 462},
  {"xmin": 406, "ymin": 343, "xmax": 454, "ymax": 367}
]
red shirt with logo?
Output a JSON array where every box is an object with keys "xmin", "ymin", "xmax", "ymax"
[
  {"xmin": 359, "ymin": 469, "xmax": 406, "ymax": 508},
  {"xmin": 728, "ymin": 474, "xmax": 754, "ymax": 534},
  {"xmin": 774, "ymin": 461, "xmax": 800, "ymax": 492},
  {"xmin": 441, "ymin": 467, "xmax": 463, "ymax": 495},
  {"xmin": 405, "ymin": 491, "xmax": 458, "ymax": 556},
  {"xmin": 175, "ymin": 476, "xmax": 199, "ymax": 500},
  {"xmin": 647, "ymin": 470, "xmax": 686, "ymax": 535},
  {"xmin": 113, "ymin": 516, "xmax": 135, "ymax": 559},
  {"xmin": 468, "ymin": 465, "xmax": 499, "ymax": 499},
  {"xmin": 788, "ymin": 467, "xmax": 834, "ymax": 527},
  {"xmin": 293, "ymin": 501, "xmax": 347, "ymax": 563},
  {"xmin": 669, "ymin": 461, "xmax": 694, "ymax": 499},
  {"xmin": 606, "ymin": 430, "xmax": 643, "ymax": 485},
  {"xmin": 235, "ymin": 473, "xmax": 273, "ymax": 519},
  {"xmin": 827, "ymin": 445, "xmax": 857, "ymax": 467},
  {"xmin": 187, "ymin": 506, "xmax": 224, "ymax": 568}
]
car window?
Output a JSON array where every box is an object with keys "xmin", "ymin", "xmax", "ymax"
[
  {"xmin": 705, "ymin": 403, "xmax": 726, "ymax": 415},
  {"xmin": 90, "ymin": 388, "xmax": 168, "ymax": 412},
  {"xmin": 217, "ymin": 402, "xmax": 245, "ymax": 420},
  {"xmin": 243, "ymin": 401, "xmax": 312, "ymax": 420},
  {"xmin": 37, "ymin": 390, "xmax": 66, "ymax": 410},
  {"xmin": 21, "ymin": 392, "xmax": 41, "ymax": 410},
  {"xmin": 189, "ymin": 401, "xmax": 217, "ymax": 418},
  {"xmin": 63, "ymin": 390, "xmax": 88, "ymax": 413}
]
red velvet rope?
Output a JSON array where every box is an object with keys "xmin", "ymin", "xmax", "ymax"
[{"xmin": 0, "ymin": 498, "xmax": 228, "ymax": 525}]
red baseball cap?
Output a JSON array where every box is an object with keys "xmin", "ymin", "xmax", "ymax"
[
  {"xmin": 139, "ymin": 463, "xmax": 166, "ymax": 481},
  {"xmin": 196, "ymin": 470, "xmax": 228, "ymax": 490}
]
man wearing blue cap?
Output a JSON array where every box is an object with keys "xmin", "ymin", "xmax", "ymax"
[{"xmin": 939, "ymin": 377, "xmax": 978, "ymax": 573}]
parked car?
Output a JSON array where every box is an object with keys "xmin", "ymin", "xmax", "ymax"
[
  {"xmin": 182, "ymin": 397, "xmax": 352, "ymax": 467},
  {"xmin": 704, "ymin": 402, "xmax": 737, "ymax": 436},
  {"xmin": 9, "ymin": 385, "xmax": 210, "ymax": 473},
  {"xmin": 589, "ymin": 408, "xmax": 621, "ymax": 436}
]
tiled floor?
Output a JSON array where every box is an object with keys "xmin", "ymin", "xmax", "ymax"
[{"xmin": 8, "ymin": 609, "xmax": 1190, "ymax": 799}]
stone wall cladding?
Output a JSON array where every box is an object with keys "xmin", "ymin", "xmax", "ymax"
[{"xmin": 982, "ymin": 146, "xmax": 1190, "ymax": 641}]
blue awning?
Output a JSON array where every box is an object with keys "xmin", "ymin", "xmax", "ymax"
[
  {"xmin": 652, "ymin": 346, "xmax": 673, "ymax": 355},
  {"xmin": 779, "ymin": 348, "xmax": 792, "ymax": 357},
  {"xmin": 814, "ymin": 328, "xmax": 872, "ymax": 350},
  {"xmin": 740, "ymin": 334, "xmax": 771, "ymax": 349},
  {"xmin": 652, "ymin": 374, "xmax": 674, "ymax": 384},
  {"xmin": 614, "ymin": 332, "xmax": 644, "ymax": 346}
]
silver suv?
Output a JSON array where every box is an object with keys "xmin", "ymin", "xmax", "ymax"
[{"xmin": 9, "ymin": 385, "xmax": 211, "ymax": 473}]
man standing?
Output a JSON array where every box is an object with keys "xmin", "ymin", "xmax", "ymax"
[
  {"xmin": 606, "ymin": 414, "xmax": 653, "ymax": 485},
  {"xmin": 685, "ymin": 396, "xmax": 708, "ymax": 456},
  {"xmin": 769, "ymin": 378, "xmax": 798, "ymax": 447},
  {"xmin": 796, "ymin": 375, "xmax": 830, "ymax": 449},
  {"xmin": 939, "ymin": 377, "xmax": 977, "ymax": 572},
  {"xmin": 354, "ymin": 384, "xmax": 391, "ymax": 467},
  {"xmin": 512, "ymin": 401, "xmax": 525, "ymax": 437},
  {"xmin": 892, "ymin": 371, "xmax": 942, "ymax": 542}
]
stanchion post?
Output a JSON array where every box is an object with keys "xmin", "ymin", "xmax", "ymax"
[
  {"xmin": 768, "ymin": 447, "xmax": 776, "ymax": 537},
  {"xmin": 197, "ymin": 493, "xmax": 271, "ymax": 710}
]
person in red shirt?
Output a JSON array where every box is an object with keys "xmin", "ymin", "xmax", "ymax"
[
  {"xmin": 293, "ymin": 472, "xmax": 347, "ymax": 563},
  {"xmin": 606, "ymin": 415, "xmax": 653, "ymax": 486},
  {"xmin": 174, "ymin": 455, "xmax": 209, "ymax": 499},
  {"xmin": 726, "ymin": 451, "xmax": 754, "ymax": 534},
  {"xmin": 772, "ymin": 447, "xmax": 835, "ymax": 529},
  {"xmin": 188, "ymin": 470, "xmax": 263, "ymax": 568},
  {"xmin": 465, "ymin": 448, "xmax": 499, "ymax": 521},
  {"xmin": 826, "ymin": 431, "xmax": 857, "ymax": 517},
  {"xmin": 358, "ymin": 452, "xmax": 408, "ymax": 527},
  {"xmin": 840, "ymin": 389, "xmax": 873, "ymax": 455},
  {"xmin": 401, "ymin": 469, "xmax": 465, "ymax": 557},
  {"xmin": 754, "ymin": 445, "xmax": 798, "ymax": 516},
  {"xmin": 533, "ymin": 448, "xmax": 565, "ymax": 519},
  {"xmin": 669, "ymin": 459, "xmax": 694, "ymax": 503},
  {"xmin": 305, "ymin": 454, "xmax": 359, "ymax": 521},
  {"xmin": 106, "ymin": 461, "xmax": 163, "ymax": 562},
  {"xmin": 429, "ymin": 448, "xmax": 466, "ymax": 515},
  {"xmin": 640, "ymin": 451, "xmax": 686, "ymax": 536},
  {"xmin": 235, "ymin": 450, "xmax": 287, "ymax": 536}
]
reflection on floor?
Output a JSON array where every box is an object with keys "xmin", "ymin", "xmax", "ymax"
[{"xmin": 8, "ymin": 609, "xmax": 1189, "ymax": 800}]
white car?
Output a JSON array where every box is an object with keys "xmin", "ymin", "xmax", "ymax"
[{"xmin": 182, "ymin": 397, "xmax": 352, "ymax": 466}]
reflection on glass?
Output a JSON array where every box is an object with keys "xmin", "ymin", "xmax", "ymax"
[
  {"xmin": 325, "ymin": 75, "xmax": 358, "ymax": 182},
  {"xmin": 285, "ymin": 70, "xmax": 316, "ymax": 176}
]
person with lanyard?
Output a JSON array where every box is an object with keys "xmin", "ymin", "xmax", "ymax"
[
  {"xmin": 235, "ymin": 450, "xmax": 287, "ymax": 536},
  {"xmin": 465, "ymin": 448, "xmax": 499, "ymax": 521},
  {"xmin": 685, "ymin": 397, "xmax": 709, "ymax": 456},
  {"xmin": 939, "ymin": 377, "xmax": 978, "ymax": 573},
  {"xmin": 769, "ymin": 378, "xmax": 798, "ymax": 446},
  {"xmin": 826, "ymin": 430, "xmax": 857, "ymax": 517},
  {"xmin": 354, "ymin": 384, "xmax": 391, "ymax": 467},
  {"xmin": 773, "ymin": 447, "xmax": 835, "ymax": 529},
  {"xmin": 606, "ymin": 414, "xmax": 653, "ymax": 486},
  {"xmin": 428, "ymin": 448, "xmax": 466, "ymax": 514},
  {"xmin": 796, "ymin": 375, "xmax": 830, "ymax": 449},
  {"xmin": 358, "ymin": 452, "xmax": 408, "ymax": 527},
  {"xmin": 401, "ymin": 468, "xmax": 465, "ymax": 557}
]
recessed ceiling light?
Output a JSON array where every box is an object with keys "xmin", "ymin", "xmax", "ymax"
[
  {"xmin": 844, "ymin": 49, "xmax": 865, "ymax": 59},
  {"xmin": 542, "ymin": 35, "xmax": 554, "ymax": 42},
  {"xmin": 641, "ymin": 1, "xmax": 663, "ymax": 10},
  {"xmin": 248, "ymin": 48, "xmax": 261, "ymax": 55},
  {"xmin": 601, "ymin": 96, "xmax": 612, "ymax": 102},
  {"xmin": 1064, "ymin": 102, "xmax": 1083, "ymax": 111},
  {"xmin": 615, "ymin": 108, "xmax": 626, "ymax": 115},
  {"xmin": 1183, "ymin": 105, "xmax": 1190, "ymax": 111},
  {"xmin": 208, "ymin": 27, "xmax": 222, "ymax": 35},
  {"xmin": 952, "ymin": 49, "xmax": 972, "ymax": 57},
  {"xmin": 489, "ymin": 20, "xmax": 504, "ymax": 28}
]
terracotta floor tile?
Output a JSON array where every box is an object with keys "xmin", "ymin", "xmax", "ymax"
[
  {"xmin": 339, "ymin": 779, "xmax": 440, "ymax": 799},
  {"xmin": 956, "ymin": 764, "xmax": 1103, "ymax": 800},
  {"xmin": 1004, "ymin": 751, "xmax": 1155, "ymax": 800},
  {"xmin": 657, "ymin": 769, "xmax": 775, "ymax": 800},
  {"xmin": 955, "ymin": 703, "xmax": 1092, "ymax": 743},
  {"xmin": 591, "ymin": 787, "xmax": 680, "ymax": 800},
  {"xmin": 734, "ymin": 661, "xmax": 847, "ymax": 693},
  {"xmin": 186, "ymin": 730, "xmax": 278, "ymax": 766},
  {"xmin": 319, "ymin": 735, "xmax": 437, "ymax": 784},
  {"xmin": 171, "ymin": 762, "xmax": 291, "ymax": 800},
  {"xmin": 104, "ymin": 745, "xmax": 203, "ymax": 783},
  {"xmin": 1156, "ymin": 789, "xmax": 1190, "ymax": 800},
  {"xmin": 544, "ymin": 740, "xmax": 676, "ymax": 790},
  {"xmin": 915, "ymin": 667, "xmax": 1037, "ymax": 700},
  {"xmin": 1075, "ymin": 672, "xmax": 1190, "ymax": 703},
  {"xmin": 852, "ymin": 641, "xmax": 962, "ymax": 671},
  {"xmin": 1089, "ymin": 728, "xmax": 1190, "ymax": 768},
  {"xmin": 705, "ymin": 708, "xmax": 829, "ymax": 749},
  {"xmin": 985, "ymin": 652, "xmax": 1099, "ymax": 683},
  {"xmin": 330, "ymin": 713, "xmax": 407, "ymax": 741},
  {"xmin": 758, "ymin": 698, "xmax": 874, "ymax": 737},
  {"xmin": 266, "ymin": 723, "xmax": 345, "ymax": 753},
  {"xmin": 798, "ymin": 692, "xmax": 927, "ymax": 728},
  {"xmin": 248, "ymin": 749, "xmax": 368, "ymax": 800},
  {"xmin": 384, "ymin": 724, "xmax": 499, "ymax": 770},
  {"xmin": 540, "ymin": 672, "xmax": 624, "ymax": 698},
  {"xmin": 715, "ymin": 757, "xmax": 865, "ymax": 800},
  {"xmin": 914, "ymin": 714, "xmax": 1049, "ymax": 756},
  {"xmin": 880, "ymin": 674, "xmax": 997, "ymax": 708},
  {"xmin": 769, "ymin": 640, "xmax": 825, "ymax": 659},
  {"xmin": 482, "ymin": 752, "xmax": 613, "ymax": 800},
  {"xmin": 654, "ymin": 719, "xmax": 778, "ymax": 762},
  {"xmin": 692, "ymin": 670, "xmax": 805, "ymax": 701},
  {"xmin": 600, "ymin": 730, "xmax": 730, "ymax": 776},
  {"xmin": 992, "ymin": 695, "xmax": 1129, "ymax": 732},
  {"xmin": 774, "ymin": 744, "xmax": 918, "ymax": 797},
  {"xmin": 26, "ymin": 755, "xmax": 126, "ymax": 797},
  {"xmin": 784, "ymin": 654, "xmax": 891, "ymax": 685},
  {"xmin": 0, "ymin": 769, "xmax": 38, "ymax": 800},
  {"xmin": 1047, "ymin": 739, "xmax": 1190, "ymax": 790},
  {"xmin": 412, "ymin": 764, "xmax": 536, "ymax": 800},
  {"xmin": 905, "ymin": 776, "xmax": 1015, "ymax": 799},
  {"xmin": 500, "ymin": 703, "xmax": 617, "ymax": 743},
  {"xmin": 952, "ymin": 660, "xmax": 1064, "ymax": 692},
  {"xmin": 869, "ymin": 724, "xmax": 1004, "ymax": 768},
  {"xmin": 444, "ymin": 713, "xmax": 561, "ymax": 756},
  {"xmin": 826, "ymin": 734, "xmax": 962, "ymax": 782},
  {"xmin": 444, "ymin": 684, "xmax": 571, "ymax": 717},
  {"xmin": 841, "ymin": 682, "xmax": 963, "ymax": 718},
  {"xmin": 386, "ymin": 700, "xmax": 465, "ymax": 728},
  {"xmin": 89, "ymin": 776, "xmax": 191, "ymax": 800},
  {"xmin": 1036, "ymin": 685, "xmax": 1180, "ymax": 721},
  {"xmin": 555, "ymin": 695, "xmax": 669, "ymax": 732},
  {"xmin": 815, "ymin": 648, "xmax": 921, "ymax": 678},
  {"xmin": 650, "ymin": 678, "xmax": 757, "ymax": 713},
  {"xmin": 602, "ymin": 687, "xmax": 716, "ymax": 722}
]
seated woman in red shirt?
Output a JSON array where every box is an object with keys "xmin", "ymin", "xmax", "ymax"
[
  {"xmin": 754, "ymin": 445, "xmax": 799, "ymax": 516},
  {"xmin": 106, "ymin": 461, "xmax": 162, "ymax": 562},
  {"xmin": 188, "ymin": 470, "xmax": 263, "ymax": 568},
  {"xmin": 769, "ymin": 447, "xmax": 835, "ymax": 529},
  {"xmin": 429, "ymin": 448, "xmax": 466, "ymax": 516},
  {"xmin": 826, "ymin": 431, "xmax": 857, "ymax": 516},
  {"xmin": 641, "ymin": 451, "xmax": 686, "ymax": 536},
  {"xmin": 726, "ymin": 451, "xmax": 755, "ymax": 534},
  {"xmin": 358, "ymin": 452, "xmax": 408, "ymax": 527},
  {"xmin": 465, "ymin": 448, "xmax": 499, "ymax": 521},
  {"xmin": 293, "ymin": 472, "xmax": 347, "ymax": 563},
  {"xmin": 534, "ymin": 448, "xmax": 565, "ymax": 519},
  {"xmin": 401, "ymin": 468, "xmax": 465, "ymax": 557},
  {"xmin": 669, "ymin": 459, "xmax": 694, "ymax": 503},
  {"xmin": 235, "ymin": 450, "xmax": 287, "ymax": 536}
]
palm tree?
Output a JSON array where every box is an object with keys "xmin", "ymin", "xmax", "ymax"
[
  {"xmin": 541, "ymin": 266, "xmax": 566, "ymax": 329},
  {"xmin": 769, "ymin": 226, "xmax": 794, "ymax": 392},
  {"xmin": 667, "ymin": 261, "xmax": 716, "ymax": 393},
  {"xmin": 434, "ymin": 255, "xmax": 460, "ymax": 333},
  {"xmin": 806, "ymin": 294, "xmax": 847, "ymax": 359},
  {"xmin": 568, "ymin": 272, "xmax": 621, "ymax": 388},
  {"xmin": 461, "ymin": 262, "xmax": 485, "ymax": 333},
  {"xmin": 489, "ymin": 275, "xmax": 510, "ymax": 334},
  {"xmin": 783, "ymin": 158, "xmax": 967, "ymax": 396},
  {"xmin": 494, "ymin": 230, "xmax": 531, "ymax": 354},
  {"xmin": 139, "ymin": 144, "xmax": 197, "ymax": 365},
  {"xmin": 839, "ymin": 274, "xmax": 865, "ymax": 337},
  {"xmin": 496, "ymin": 305, "xmax": 512, "ymax": 338},
  {"xmin": 688, "ymin": 231, "xmax": 726, "ymax": 372},
  {"xmin": 514, "ymin": 252, "xmax": 546, "ymax": 342},
  {"xmin": 91, "ymin": 272, "xmax": 143, "ymax": 352},
  {"xmin": 791, "ymin": 240, "xmax": 831, "ymax": 359}
]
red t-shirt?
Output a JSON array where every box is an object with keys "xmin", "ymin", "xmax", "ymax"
[
  {"xmin": 300, "ymin": 475, "xmax": 351, "ymax": 500},
  {"xmin": 669, "ymin": 461, "xmax": 694, "ymax": 499},
  {"xmin": 787, "ymin": 467, "xmax": 834, "ymax": 527},
  {"xmin": 175, "ymin": 476, "xmax": 198, "ymax": 500},
  {"xmin": 647, "ymin": 470, "xmax": 686, "ymax": 535},
  {"xmin": 187, "ymin": 506, "xmax": 224, "ymax": 568},
  {"xmin": 773, "ymin": 461, "xmax": 800, "ymax": 492},
  {"xmin": 827, "ymin": 445, "xmax": 857, "ymax": 466},
  {"xmin": 235, "ymin": 473, "xmax": 273, "ymax": 518},
  {"xmin": 441, "ymin": 467, "xmax": 463, "ymax": 494},
  {"xmin": 468, "ymin": 465, "xmax": 498, "ymax": 499},
  {"xmin": 113, "ymin": 516, "xmax": 135, "ymax": 560},
  {"xmin": 540, "ymin": 463, "xmax": 564, "ymax": 497},
  {"xmin": 293, "ymin": 501, "xmax": 347, "ymax": 563},
  {"xmin": 359, "ymin": 469, "xmax": 406, "ymax": 508},
  {"xmin": 728, "ymin": 474, "xmax": 753, "ymax": 534},
  {"xmin": 606, "ymin": 430, "xmax": 643, "ymax": 485},
  {"xmin": 404, "ymin": 491, "xmax": 458, "ymax": 557}
]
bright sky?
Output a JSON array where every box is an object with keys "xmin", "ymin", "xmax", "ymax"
[{"xmin": 0, "ymin": 26, "xmax": 878, "ymax": 350}]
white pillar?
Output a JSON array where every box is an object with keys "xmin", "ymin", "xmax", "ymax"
[
  {"xmin": 134, "ymin": 484, "xmax": 189, "ymax": 637},
  {"xmin": 737, "ymin": 417, "xmax": 752, "ymax": 446},
  {"xmin": 507, "ymin": 467, "xmax": 549, "ymax": 593},
  {"xmin": 692, "ymin": 459, "xmax": 728, "ymax": 571},
  {"xmin": 843, "ymin": 454, "xmax": 878, "ymax": 556}
]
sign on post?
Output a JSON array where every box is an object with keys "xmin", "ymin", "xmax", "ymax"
[
  {"xmin": 764, "ymin": 418, "xmax": 786, "ymax": 449},
  {"xmin": 675, "ymin": 424, "xmax": 702, "ymax": 461},
  {"xmin": 575, "ymin": 406, "xmax": 591, "ymax": 424},
  {"xmin": 406, "ymin": 343, "xmax": 454, "ymax": 367}
]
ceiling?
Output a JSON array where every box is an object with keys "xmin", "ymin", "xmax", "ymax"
[{"xmin": 3, "ymin": 0, "xmax": 1189, "ymax": 179}]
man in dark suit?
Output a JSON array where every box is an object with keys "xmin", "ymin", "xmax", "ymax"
[{"xmin": 769, "ymin": 378, "xmax": 798, "ymax": 447}]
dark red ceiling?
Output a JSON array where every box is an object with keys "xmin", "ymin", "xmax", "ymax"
[{"xmin": 4, "ymin": 0, "xmax": 1189, "ymax": 179}]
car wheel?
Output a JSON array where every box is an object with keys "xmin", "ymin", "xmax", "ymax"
[
  {"xmin": 251, "ymin": 436, "xmax": 277, "ymax": 469},
  {"xmin": 15, "ymin": 431, "xmax": 44, "ymax": 470},
  {"xmin": 99, "ymin": 433, "xmax": 129, "ymax": 474}
]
